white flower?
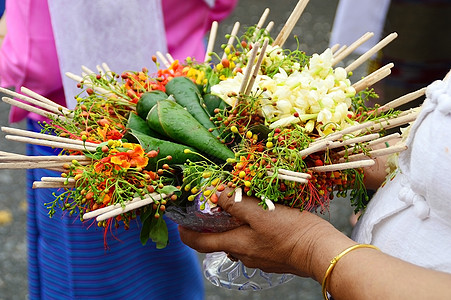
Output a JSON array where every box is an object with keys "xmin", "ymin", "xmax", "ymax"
[{"xmin": 209, "ymin": 47, "xmax": 358, "ymax": 132}]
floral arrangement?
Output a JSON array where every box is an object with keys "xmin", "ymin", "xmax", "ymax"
[{"xmin": 0, "ymin": 1, "xmax": 422, "ymax": 249}]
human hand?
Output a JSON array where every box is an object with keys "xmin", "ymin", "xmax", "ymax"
[{"xmin": 178, "ymin": 188, "xmax": 346, "ymax": 279}]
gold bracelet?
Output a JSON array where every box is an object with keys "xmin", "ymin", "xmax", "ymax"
[{"xmin": 321, "ymin": 244, "xmax": 380, "ymax": 300}]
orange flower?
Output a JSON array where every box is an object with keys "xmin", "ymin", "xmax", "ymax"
[{"xmin": 109, "ymin": 144, "xmax": 149, "ymax": 170}]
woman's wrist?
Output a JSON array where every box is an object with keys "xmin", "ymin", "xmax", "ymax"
[
  {"xmin": 286, "ymin": 211, "xmax": 356, "ymax": 281},
  {"xmin": 305, "ymin": 220, "xmax": 356, "ymax": 282}
]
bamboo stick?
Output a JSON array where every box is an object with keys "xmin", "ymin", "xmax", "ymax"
[
  {"xmin": 263, "ymin": 196, "xmax": 275, "ymax": 211},
  {"xmin": 0, "ymin": 154, "xmax": 89, "ymax": 162},
  {"xmin": 273, "ymin": 0, "xmax": 310, "ymax": 47},
  {"xmin": 96, "ymin": 193, "xmax": 169, "ymax": 221},
  {"xmin": 367, "ymin": 132, "xmax": 401, "ymax": 147},
  {"xmin": 277, "ymin": 174, "xmax": 308, "ymax": 183},
  {"xmin": 244, "ymin": 38, "xmax": 269, "ymax": 95},
  {"xmin": 1, "ymin": 127, "xmax": 99, "ymax": 148},
  {"xmin": 265, "ymin": 21, "xmax": 275, "ymax": 34},
  {"xmin": 156, "ymin": 51, "xmax": 170, "ymax": 68},
  {"xmin": 166, "ymin": 53, "xmax": 175, "ymax": 64},
  {"xmin": 253, "ymin": 8, "xmax": 270, "ymax": 39},
  {"xmin": 278, "ymin": 168, "xmax": 311, "ymax": 179},
  {"xmin": 378, "ymin": 87, "xmax": 426, "ymax": 113},
  {"xmin": 352, "ymin": 63, "xmax": 393, "ymax": 93},
  {"xmin": 32, "ymin": 181, "xmax": 75, "ymax": 189},
  {"xmin": 333, "ymin": 45, "xmax": 347, "ymax": 58},
  {"xmin": 309, "ymin": 159, "xmax": 375, "ymax": 172},
  {"xmin": 335, "ymin": 132, "xmax": 400, "ymax": 157},
  {"xmin": 234, "ymin": 187, "xmax": 242, "ymax": 203},
  {"xmin": 82, "ymin": 195, "xmax": 152, "ymax": 220},
  {"xmin": 330, "ymin": 43, "xmax": 341, "ymax": 54},
  {"xmin": 368, "ymin": 110, "xmax": 419, "ymax": 132},
  {"xmin": 204, "ymin": 21, "xmax": 219, "ymax": 62},
  {"xmin": 0, "ymin": 87, "xmax": 64, "ymax": 115},
  {"xmin": 65, "ymin": 72, "xmax": 83, "ymax": 83},
  {"xmin": 0, "ymin": 161, "xmax": 68, "ymax": 169},
  {"xmin": 100, "ymin": 63, "xmax": 114, "ymax": 79},
  {"xmin": 267, "ymin": 170, "xmax": 309, "ymax": 184},
  {"xmin": 313, "ymin": 121, "xmax": 375, "ymax": 144},
  {"xmin": 332, "ymin": 32, "xmax": 374, "ymax": 66},
  {"xmin": 0, "ymin": 151, "xmax": 24, "ymax": 157},
  {"xmin": 238, "ymin": 42, "xmax": 260, "ymax": 94},
  {"xmin": 343, "ymin": 144, "xmax": 407, "ymax": 162},
  {"xmin": 345, "ymin": 32, "xmax": 398, "ymax": 72},
  {"xmin": 20, "ymin": 87, "xmax": 72, "ymax": 116},
  {"xmin": 328, "ymin": 133, "xmax": 380, "ymax": 150},
  {"xmin": 66, "ymin": 72, "xmax": 117, "ymax": 99},
  {"xmin": 299, "ymin": 140, "xmax": 333, "ymax": 158},
  {"xmin": 2, "ymin": 96, "xmax": 61, "ymax": 120},
  {"xmin": 81, "ymin": 65, "xmax": 96, "ymax": 75},
  {"xmin": 40, "ymin": 177, "xmax": 75, "ymax": 183},
  {"xmin": 222, "ymin": 21, "xmax": 240, "ymax": 59},
  {"xmin": 5, "ymin": 135, "xmax": 98, "ymax": 152}
]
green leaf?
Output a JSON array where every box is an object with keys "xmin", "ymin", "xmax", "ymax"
[
  {"xmin": 140, "ymin": 217, "xmax": 152, "ymax": 245},
  {"xmin": 158, "ymin": 185, "xmax": 180, "ymax": 195},
  {"xmin": 148, "ymin": 216, "xmax": 169, "ymax": 249}
]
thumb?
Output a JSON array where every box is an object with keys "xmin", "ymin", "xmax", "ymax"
[{"xmin": 216, "ymin": 187, "xmax": 269, "ymax": 224}]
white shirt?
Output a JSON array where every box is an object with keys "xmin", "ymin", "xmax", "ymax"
[{"xmin": 352, "ymin": 74, "xmax": 451, "ymax": 273}]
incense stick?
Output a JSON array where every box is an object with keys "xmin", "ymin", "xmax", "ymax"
[
  {"xmin": 239, "ymin": 42, "xmax": 260, "ymax": 94},
  {"xmin": 95, "ymin": 193, "xmax": 169, "ymax": 221},
  {"xmin": 253, "ymin": 8, "xmax": 270, "ymax": 39},
  {"xmin": 1, "ymin": 127, "xmax": 99, "ymax": 148},
  {"xmin": 368, "ymin": 110, "xmax": 419, "ymax": 132},
  {"xmin": 82, "ymin": 195, "xmax": 151, "ymax": 220},
  {"xmin": 234, "ymin": 187, "xmax": 242, "ymax": 203},
  {"xmin": 345, "ymin": 32, "xmax": 398, "ymax": 72},
  {"xmin": 244, "ymin": 38, "xmax": 269, "ymax": 95},
  {"xmin": 2, "ymin": 96, "xmax": 62, "ymax": 120},
  {"xmin": 156, "ymin": 51, "xmax": 170, "ymax": 68},
  {"xmin": 20, "ymin": 87, "xmax": 72, "ymax": 116},
  {"xmin": 267, "ymin": 170, "xmax": 309, "ymax": 184},
  {"xmin": 204, "ymin": 21, "xmax": 219, "ymax": 63},
  {"xmin": 265, "ymin": 21, "xmax": 275, "ymax": 34},
  {"xmin": 278, "ymin": 168, "xmax": 311, "ymax": 179},
  {"xmin": 222, "ymin": 22, "xmax": 240, "ymax": 59},
  {"xmin": 378, "ymin": 87, "xmax": 426, "ymax": 113},
  {"xmin": 5, "ymin": 135, "xmax": 97, "ymax": 153},
  {"xmin": 332, "ymin": 32, "xmax": 374, "ymax": 66},
  {"xmin": 352, "ymin": 63, "xmax": 394, "ymax": 92},
  {"xmin": 32, "ymin": 181, "xmax": 75, "ymax": 189},
  {"xmin": 309, "ymin": 159, "xmax": 375, "ymax": 172},
  {"xmin": 343, "ymin": 144, "xmax": 407, "ymax": 162},
  {"xmin": 273, "ymin": 0, "xmax": 310, "ymax": 47}
]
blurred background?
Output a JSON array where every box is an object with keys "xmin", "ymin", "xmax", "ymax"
[{"xmin": 0, "ymin": 0, "xmax": 370, "ymax": 299}]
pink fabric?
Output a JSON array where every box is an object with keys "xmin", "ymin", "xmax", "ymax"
[
  {"xmin": 0, "ymin": 0, "xmax": 238, "ymax": 123},
  {"xmin": 163, "ymin": 0, "xmax": 238, "ymax": 62},
  {"xmin": 0, "ymin": 0, "xmax": 65, "ymax": 122}
]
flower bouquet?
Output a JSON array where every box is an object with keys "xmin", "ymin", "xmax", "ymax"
[{"xmin": 0, "ymin": 0, "xmax": 424, "ymax": 290}]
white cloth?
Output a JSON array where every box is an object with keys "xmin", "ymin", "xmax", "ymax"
[
  {"xmin": 47, "ymin": 0, "xmax": 168, "ymax": 109},
  {"xmin": 352, "ymin": 72, "xmax": 451, "ymax": 273},
  {"xmin": 329, "ymin": 0, "xmax": 391, "ymax": 54}
]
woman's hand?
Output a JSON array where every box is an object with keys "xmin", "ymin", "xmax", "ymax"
[{"xmin": 178, "ymin": 188, "xmax": 350, "ymax": 279}]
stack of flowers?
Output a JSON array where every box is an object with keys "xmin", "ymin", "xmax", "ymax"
[{"xmin": 0, "ymin": 0, "xmax": 424, "ymax": 248}]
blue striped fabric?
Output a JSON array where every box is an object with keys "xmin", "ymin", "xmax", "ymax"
[{"xmin": 26, "ymin": 120, "xmax": 204, "ymax": 300}]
